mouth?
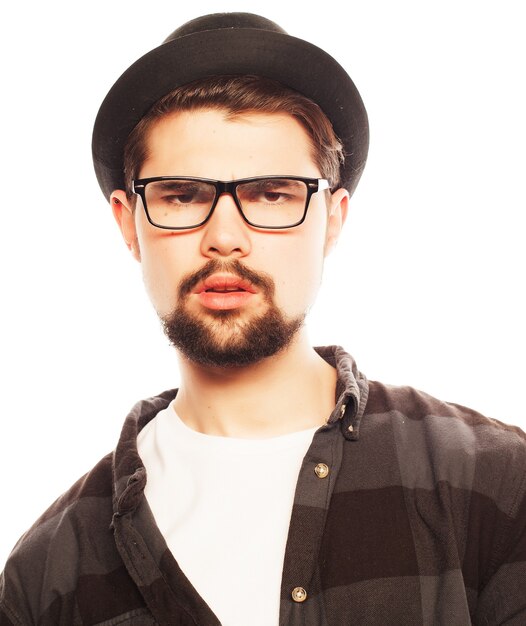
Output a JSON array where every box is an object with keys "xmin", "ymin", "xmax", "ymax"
[
  {"xmin": 193, "ymin": 274, "xmax": 258, "ymax": 310},
  {"xmin": 194, "ymin": 274, "xmax": 258, "ymax": 295}
]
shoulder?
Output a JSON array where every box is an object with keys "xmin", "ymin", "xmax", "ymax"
[
  {"xmin": 362, "ymin": 380, "xmax": 526, "ymax": 514},
  {"xmin": 0, "ymin": 388, "xmax": 177, "ymax": 624},
  {"xmin": 365, "ymin": 378, "xmax": 525, "ymax": 450},
  {"xmin": 7, "ymin": 450, "xmax": 114, "ymax": 554},
  {"xmin": 1, "ymin": 453, "xmax": 115, "ymax": 624}
]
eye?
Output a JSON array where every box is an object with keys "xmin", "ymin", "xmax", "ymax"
[
  {"xmin": 260, "ymin": 190, "xmax": 288, "ymax": 203},
  {"xmin": 148, "ymin": 181, "xmax": 215, "ymax": 207},
  {"xmin": 160, "ymin": 184, "xmax": 200, "ymax": 204},
  {"xmin": 238, "ymin": 179, "xmax": 304, "ymax": 205},
  {"xmin": 163, "ymin": 190, "xmax": 196, "ymax": 204}
]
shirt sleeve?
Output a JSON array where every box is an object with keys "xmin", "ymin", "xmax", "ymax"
[
  {"xmin": 0, "ymin": 568, "xmax": 30, "ymax": 626},
  {"xmin": 474, "ymin": 461, "xmax": 526, "ymax": 625},
  {"xmin": 0, "ymin": 608, "xmax": 18, "ymax": 626}
]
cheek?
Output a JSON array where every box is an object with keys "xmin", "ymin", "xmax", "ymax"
[
  {"xmin": 137, "ymin": 227, "xmax": 196, "ymax": 316},
  {"xmin": 269, "ymin": 230, "xmax": 326, "ymax": 313},
  {"xmin": 140, "ymin": 246, "xmax": 177, "ymax": 315}
]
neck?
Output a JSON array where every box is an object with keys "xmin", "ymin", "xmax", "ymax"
[{"xmin": 172, "ymin": 330, "xmax": 337, "ymax": 438}]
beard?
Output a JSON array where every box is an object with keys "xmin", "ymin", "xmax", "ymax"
[{"xmin": 160, "ymin": 259, "xmax": 305, "ymax": 368}]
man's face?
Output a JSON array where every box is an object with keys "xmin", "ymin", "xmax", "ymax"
[{"xmin": 112, "ymin": 108, "xmax": 347, "ymax": 367}]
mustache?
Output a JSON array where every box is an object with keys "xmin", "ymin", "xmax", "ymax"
[{"xmin": 177, "ymin": 259, "xmax": 275, "ymax": 299}]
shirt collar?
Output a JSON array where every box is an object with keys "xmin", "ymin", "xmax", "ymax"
[
  {"xmin": 314, "ymin": 345, "xmax": 368, "ymax": 440},
  {"xmin": 112, "ymin": 345, "xmax": 368, "ymax": 515}
]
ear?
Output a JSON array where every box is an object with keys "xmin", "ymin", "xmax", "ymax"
[
  {"xmin": 324, "ymin": 188, "xmax": 349, "ymax": 257},
  {"xmin": 111, "ymin": 190, "xmax": 141, "ymax": 262}
]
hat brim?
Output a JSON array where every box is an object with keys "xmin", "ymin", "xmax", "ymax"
[{"xmin": 92, "ymin": 28, "xmax": 369, "ymax": 200}]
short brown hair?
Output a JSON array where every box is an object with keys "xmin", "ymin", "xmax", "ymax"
[{"xmin": 123, "ymin": 75, "xmax": 344, "ymax": 199}]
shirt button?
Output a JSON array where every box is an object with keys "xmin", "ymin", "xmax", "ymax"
[
  {"xmin": 291, "ymin": 587, "xmax": 308, "ymax": 603},
  {"xmin": 314, "ymin": 463, "xmax": 329, "ymax": 479}
]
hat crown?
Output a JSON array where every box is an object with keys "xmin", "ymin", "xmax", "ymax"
[
  {"xmin": 93, "ymin": 11, "xmax": 368, "ymax": 201},
  {"xmin": 164, "ymin": 12, "xmax": 287, "ymax": 44}
]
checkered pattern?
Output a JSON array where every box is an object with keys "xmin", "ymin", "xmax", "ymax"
[{"xmin": 1, "ymin": 346, "xmax": 525, "ymax": 625}]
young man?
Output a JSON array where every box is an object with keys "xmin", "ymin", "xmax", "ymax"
[{"xmin": 1, "ymin": 12, "xmax": 525, "ymax": 626}]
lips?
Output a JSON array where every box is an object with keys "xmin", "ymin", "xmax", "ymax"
[
  {"xmin": 194, "ymin": 274, "xmax": 258, "ymax": 295},
  {"xmin": 193, "ymin": 273, "xmax": 258, "ymax": 310}
]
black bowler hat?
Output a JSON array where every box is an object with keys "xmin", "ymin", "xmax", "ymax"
[{"xmin": 92, "ymin": 12, "xmax": 369, "ymax": 201}]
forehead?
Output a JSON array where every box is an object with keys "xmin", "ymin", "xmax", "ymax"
[{"xmin": 140, "ymin": 108, "xmax": 320, "ymax": 180}]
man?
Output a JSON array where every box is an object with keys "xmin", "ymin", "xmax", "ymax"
[{"xmin": 1, "ymin": 11, "xmax": 525, "ymax": 626}]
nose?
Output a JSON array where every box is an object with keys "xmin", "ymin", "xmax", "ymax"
[{"xmin": 199, "ymin": 192, "xmax": 252, "ymax": 259}]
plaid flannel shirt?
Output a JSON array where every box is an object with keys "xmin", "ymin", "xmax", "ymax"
[{"xmin": 1, "ymin": 345, "xmax": 525, "ymax": 625}]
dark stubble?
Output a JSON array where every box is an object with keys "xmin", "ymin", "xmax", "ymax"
[{"xmin": 161, "ymin": 259, "xmax": 305, "ymax": 368}]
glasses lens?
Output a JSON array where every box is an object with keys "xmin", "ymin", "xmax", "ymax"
[
  {"xmin": 236, "ymin": 178, "xmax": 308, "ymax": 228},
  {"xmin": 144, "ymin": 179, "xmax": 216, "ymax": 228}
]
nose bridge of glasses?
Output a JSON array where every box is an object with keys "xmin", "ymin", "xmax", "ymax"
[{"xmin": 213, "ymin": 180, "xmax": 244, "ymax": 213}]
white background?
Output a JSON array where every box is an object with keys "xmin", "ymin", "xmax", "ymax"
[{"xmin": 1, "ymin": 0, "xmax": 524, "ymax": 567}]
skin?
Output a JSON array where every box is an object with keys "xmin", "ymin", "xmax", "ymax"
[{"xmin": 112, "ymin": 108, "xmax": 349, "ymax": 438}]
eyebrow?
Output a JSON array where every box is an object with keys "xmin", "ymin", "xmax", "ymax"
[
  {"xmin": 243, "ymin": 179, "xmax": 303, "ymax": 189},
  {"xmin": 156, "ymin": 181, "xmax": 205, "ymax": 191}
]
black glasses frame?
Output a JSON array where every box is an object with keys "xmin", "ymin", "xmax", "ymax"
[{"xmin": 132, "ymin": 175, "xmax": 330, "ymax": 230}]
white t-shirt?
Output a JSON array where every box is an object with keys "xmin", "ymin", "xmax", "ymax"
[{"xmin": 137, "ymin": 401, "xmax": 317, "ymax": 626}]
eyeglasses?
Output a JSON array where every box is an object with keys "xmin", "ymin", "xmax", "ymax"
[{"xmin": 132, "ymin": 176, "xmax": 330, "ymax": 230}]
